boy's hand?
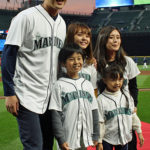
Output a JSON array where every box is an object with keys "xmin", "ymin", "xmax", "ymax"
[
  {"xmin": 61, "ymin": 142, "xmax": 70, "ymax": 150},
  {"xmin": 138, "ymin": 133, "xmax": 144, "ymax": 147},
  {"xmin": 98, "ymin": 143, "xmax": 103, "ymax": 150}
]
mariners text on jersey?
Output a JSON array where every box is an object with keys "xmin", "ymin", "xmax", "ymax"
[
  {"xmin": 61, "ymin": 90, "xmax": 93, "ymax": 105},
  {"xmin": 34, "ymin": 36, "xmax": 63, "ymax": 50}
]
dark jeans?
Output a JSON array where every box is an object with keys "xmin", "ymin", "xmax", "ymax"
[
  {"xmin": 103, "ymin": 140, "xmax": 128, "ymax": 150},
  {"xmin": 17, "ymin": 104, "xmax": 54, "ymax": 150},
  {"xmin": 128, "ymin": 130, "xmax": 137, "ymax": 150},
  {"xmin": 39, "ymin": 109, "xmax": 54, "ymax": 150}
]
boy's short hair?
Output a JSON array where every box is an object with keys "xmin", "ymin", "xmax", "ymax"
[{"xmin": 58, "ymin": 43, "xmax": 84, "ymax": 64}]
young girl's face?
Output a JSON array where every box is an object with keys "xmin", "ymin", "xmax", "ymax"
[
  {"xmin": 103, "ymin": 74, "xmax": 123, "ymax": 92},
  {"xmin": 64, "ymin": 52, "xmax": 83, "ymax": 79},
  {"xmin": 106, "ymin": 29, "xmax": 121, "ymax": 53},
  {"xmin": 74, "ymin": 29, "xmax": 90, "ymax": 50}
]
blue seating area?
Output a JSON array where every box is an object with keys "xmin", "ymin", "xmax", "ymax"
[
  {"xmin": 87, "ymin": 9, "xmax": 150, "ymax": 34},
  {"xmin": 135, "ymin": 10, "xmax": 150, "ymax": 31}
]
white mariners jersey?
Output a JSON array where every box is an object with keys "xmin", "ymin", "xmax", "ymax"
[
  {"xmin": 49, "ymin": 77, "xmax": 98, "ymax": 149},
  {"xmin": 79, "ymin": 64, "xmax": 97, "ymax": 89},
  {"xmin": 5, "ymin": 5, "xmax": 66, "ymax": 114},
  {"xmin": 123, "ymin": 56, "xmax": 140, "ymax": 91},
  {"xmin": 97, "ymin": 89, "xmax": 135, "ymax": 145}
]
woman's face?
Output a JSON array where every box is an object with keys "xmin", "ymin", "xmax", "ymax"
[
  {"xmin": 106, "ymin": 29, "xmax": 121, "ymax": 52},
  {"xmin": 74, "ymin": 29, "xmax": 90, "ymax": 50}
]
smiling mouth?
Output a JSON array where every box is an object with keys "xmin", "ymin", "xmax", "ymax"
[{"xmin": 56, "ymin": 0, "xmax": 64, "ymax": 2}]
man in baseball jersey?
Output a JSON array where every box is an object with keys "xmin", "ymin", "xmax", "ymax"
[{"xmin": 1, "ymin": 0, "xmax": 67, "ymax": 150}]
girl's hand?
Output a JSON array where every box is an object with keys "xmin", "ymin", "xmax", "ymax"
[
  {"xmin": 138, "ymin": 133, "xmax": 144, "ymax": 147},
  {"xmin": 98, "ymin": 143, "xmax": 103, "ymax": 150},
  {"xmin": 61, "ymin": 142, "xmax": 70, "ymax": 150},
  {"xmin": 92, "ymin": 57, "xmax": 97, "ymax": 69},
  {"xmin": 134, "ymin": 107, "xmax": 137, "ymax": 113}
]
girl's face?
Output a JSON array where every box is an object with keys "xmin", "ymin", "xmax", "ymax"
[
  {"xmin": 64, "ymin": 52, "xmax": 83, "ymax": 79},
  {"xmin": 103, "ymin": 74, "xmax": 123, "ymax": 92},
  {"xmin": 106, "ymin": 29, "xmax": 121, "ymax": 52},
  {"xmin": 74, "ymin": 29, "xmax": 90, "ymax": 50}
]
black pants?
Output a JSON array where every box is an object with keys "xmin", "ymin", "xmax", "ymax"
[
  {"xmin": 128, "ymin": 130, "xmax": 137, "ymax": 150},
  {"xmin": 17, "ymin": 104, "xmax": 54, "ymax": 150},
  {"xmin": 103, "ymin": 140, "xmax": 128, "ymax": 150}
]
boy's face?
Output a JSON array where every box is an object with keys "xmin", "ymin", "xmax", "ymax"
[
  {"xmin": 74, "ymin": 29, "xmax": 90, "ymax": 50},
  {"xmin": 103, "ymin": 74, "xmax": 123, "ymax": 92},
  {"xmin": 64, "ymin": 52, "xmax": 83, "ymax": 79}
]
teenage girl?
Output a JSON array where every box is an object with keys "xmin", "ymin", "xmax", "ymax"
[
  {"xmin": 49, "ymin": 44, "xmax": 99, "ymax": 150},
  {"xmin": 94, "ymin": 26, "xmax": 140, "ymax": 150},
  {"xmin": 97, "ymin": 64, "xmax": 144, "ymax": 150},
  {"xmin": 65, "ymin": 22, "xmax": 97, "ymax": 95}
]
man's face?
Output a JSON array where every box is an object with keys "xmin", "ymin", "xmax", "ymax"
[{"xmin": 47, "ymin": 0, "xmax": 67, "ymax": 10}]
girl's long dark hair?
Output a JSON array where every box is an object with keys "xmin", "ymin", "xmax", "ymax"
[{"xmin": 94, "ymin": 26, "xmax": 127, "ymax": 75}]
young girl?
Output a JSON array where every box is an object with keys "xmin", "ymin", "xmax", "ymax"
[
  {"xmin": 49, "ymin": 44, "xmax": 99, "ymax": 150},
  {"xmin": 97, "ymin": 64, "xmax": 144, "ymax": 150},
  {"xmin": 65, "ymin": 22, "xmax": 97, "ymax": 95},
  {"xmin": 94, "ymin": 26, "xmax": 140, "ymax": 149}
]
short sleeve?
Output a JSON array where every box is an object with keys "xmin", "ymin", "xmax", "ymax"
[
  {"xmin": 5, "ymin": 13, "xmax": 30, "ymax": 47},
  {"xmin": 91, "ymin": 65, "xmax": 97, "ymax": 89},
  {"xmin": 125, "ymin": 56, "xmax": 140, "ymax": 79},
  {"xmin": 85, "ymin": 80, "xmax": 98, "ymax": 110},
  {"xmin": 49, "ymin": 82, "xmax": 62, "ymax": 111},
  {"xmin": 97, "ymin": 95, "xmax": 105, "ymax": 122}
]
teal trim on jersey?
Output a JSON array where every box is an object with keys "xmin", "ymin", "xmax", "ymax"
[
  {"xmin": 61, "ymin": 90, "xmax": 93, "ymax": 106},
  {"xmin": 123, "ymin": 78, "xmax": 128, "ymax": 87},
  {"xmin": 105, "ymin": 107, "xmax": 132, "ymax": 120},
  {"xmin": 78, "ymin": 73, "xmax": 91, "ymax": 81}
]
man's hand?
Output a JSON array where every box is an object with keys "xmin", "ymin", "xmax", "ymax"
[{"xmin": 5, "ymin": 95, "xmax": 19, "ymax": 117}]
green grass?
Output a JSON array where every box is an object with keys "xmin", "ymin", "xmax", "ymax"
[
  {"xmin": 138, "ymin": 65, "xmax": 150, "ymax": 71},
  {"xmin": 0, "ymin": 100, "xmax": 23, "ymax": 150},
  {"xmin": 137, "ymin": 91, "xmax": 150, "ymax": 123},
  {"xmin": 137, "ymin": 75, "xmax": 150, "ymax": 89},
  {"xmin": 0, "ymin": 82, "xmax": 4, "ymax": 96}
]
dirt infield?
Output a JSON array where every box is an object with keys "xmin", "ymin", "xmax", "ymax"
[{"xmin": 140, "ymin": 70, "xmax": 150, "ymax": 75}]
